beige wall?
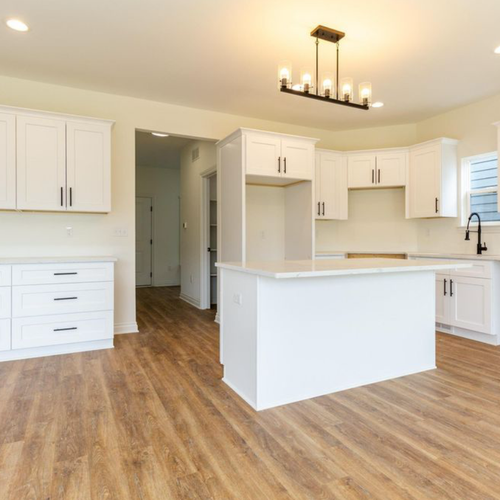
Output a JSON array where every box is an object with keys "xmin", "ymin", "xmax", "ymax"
[{"xmin": 136, "ymin": 165, "xmax": 180, "ymax": 286}]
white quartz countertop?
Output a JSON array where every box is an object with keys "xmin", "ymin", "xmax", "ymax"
[
  {"xmin": 216, "ymin": 258, "xmax": 471, "ymax": 279},
  {"xmin": 408, "ymin": 252, "xmax": 500, "ymax": 261},
  {"xmin": 0, "ymin": 256, "xmax": 117, "ymax": 264}
]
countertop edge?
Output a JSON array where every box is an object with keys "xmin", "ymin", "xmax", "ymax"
[{"xmin": 0, "ymin": 256, "xmax": 118, "ymax": 264}]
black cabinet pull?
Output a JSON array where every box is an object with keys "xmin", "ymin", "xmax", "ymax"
[
  {"xmin": 444, "ymin": 279, "xmax": 447, "ymax": 296},
  {"xmin": 378, "ymin": 169, "xmax": 380, "ymax": 183},
  {"xmin": 60, "ymin": 187, "xmax": 64, "ymax": 207},
  {"xmin": 450, "ymin": 279, "xmax": 454, "ymax": 297},
  {"xmin": 278, "ymin": 156, "xmax": 281, "ymax": 173},
  {"xmin": 317, "ymin": 202, "xmax": 321, "ymax": 216},
  {"xmin": 322, "ymin": 202, "xmax": 325, "ymax": 216},
  {"xmin": 435, "ymin": 197, "xmax": 439, "ymax": 214},
  {"xmin": 53, "ymin": 327, "xmax": 78, "ymax": 332},
  {"xmin": 54, "ymin": 272, "xmax": 78, "ymax": 276},
  {"xmin": 54, "ymin": 297, "xmax": 78, "ymax": 301},
  {"xmin": 70, "ymin": 187, "xmax": 73, "ymax": 207},
  {"xmin": 372, "ymin": 169, "xmax": 374, "ymax": 184},
  {"xmin": 284, "ymin": 157, "xmax": 287, "ymax": 174}
]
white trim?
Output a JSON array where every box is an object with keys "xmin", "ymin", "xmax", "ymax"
[
  {"xmin": 114, "ymin": 322, "xmax": 139, "ymax": 335},
  {"xmin": 179, "ymin": 292, "xmax": 202, "ymax": 309},
  {"xmin": 0, "ymin": 339, "xmax": 113, "ymax": 363},
  {"xmin": 214, "ymin": 312, "xmax": 220, "ymax": 324}
]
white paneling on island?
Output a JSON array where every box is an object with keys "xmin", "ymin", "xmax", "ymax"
[{"xmin": 217, "ymin": 258, "xmax": 470, "ymax": 411}]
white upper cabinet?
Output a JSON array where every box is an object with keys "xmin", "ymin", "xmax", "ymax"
[
  {"xmin": 66, "ymin": 121, "xmax": 111, "ymax": 212},
  {"xmin": 17, "ymin": 115, "xmax": 67, "ymax": 211},
  {"xmin": 315, "ymin": 150, "xmax": 347, "ymax": 220},
  {"xmin": 376, "ymin": 151, "xmax": 407, "ymax": 187},
  {"xmin": 2, "ymin": 106, "xmax": 113, "ymax": 213},
  {"xmin": 0, "ymin": 113, "xmax": 16, "ymax": 210},
  {"xmin": 245, "ymin": 131, "xmax": 314, "ymax": 181},
  {"xmin": 348, "ymin": 151, "xmax": 407, "ymax": 189},
  {"xmin": 408, "ymin": 138, "xmax": 458, "ymax": 218},
  {"xmin": 347, "ymin": 155, "xmax": 376, "ymax": 188}
]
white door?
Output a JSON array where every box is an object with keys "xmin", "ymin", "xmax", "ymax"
[
  {"xmin": 435, "ymin": 273, "xmax": 449, "ymax": 324},
  {"xmin": 376, "ymin": 152, "xmax": 407, "ymax": 187},
  {"xmin": 409, "ymin": 145, "xmax": 440, "ymax": 218},
  {"xmin": 347, "ymin": 154, "xmax": 376, "ymax": 188},
  {"xmin": 0, "ymin": 113, "xmax": 16, "ymax": 210},
  {"xmin": 136, "ymin": 197, "xmax": 152, "ymax": 286},
  {"xmin": 281, "ymin": 139, "xmax": 314, "ymax": 180},
  {"xmin": 66, "ymin": 121, "xmax": 111, "ymax": 212},
  {"xmin": 448, "ymin": 276, "xmax": 492, "ymax": 334},
  {"xmin": 17, "ymin": 115, "xmax": 67, "ymax": 211},
  {"xmin": 245, "ymin": 133, "xmax": 281, "ymax": 177}
]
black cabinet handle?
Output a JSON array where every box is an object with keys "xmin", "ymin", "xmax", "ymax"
[
  {"xmin": 435, "ymin": 197, "xmax": 439, "ymax": 214},
  {"xmin": 450, "ymin": 279, "xmax": 454, "ymax": 297},
  {"xmin": 372, "ymin": 169, "xmax": 374, "ymax": 184},
  {"xmin": 53, "ymin": 327, "xmax": 78, "ymax": 332},
  {"xmin": 54, "ymin": 272, "xmax": 78, "ymax": 276},
  {"xmin": 278, "ymin": 156, "xmax": 281, "ymax": 173},
  {"xmin": 284, "ymin": 157, "xmax": 287, "ymax": 174},
  {"xmin": 322, "ymin": 202, "xmax": 325, "ymax": 216},
  {"xmin": 70, "ymin": 187, "xmax": 73, "ymax": 207},
  {"xmin": 444, "ymin": 279, "xmax": 447, "ymax": 296},
  {"xmin": 60, "ymin": 187, "xmax": 64, "ymax": 207},
  {"xmin": 378, "ymin": 169, "xmax": 380, "ymax": 183},
  {"xmin": 54, "ymin": 297, "xmax": 78, "ymax": 301},
  {"xmin": 317, "ymin": 202, "xmax": 321, "ymax": 216}
]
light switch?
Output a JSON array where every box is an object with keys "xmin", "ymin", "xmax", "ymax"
[{"xmin": 233, "ymin": 293, "xmax": 243, "ymax": 306}]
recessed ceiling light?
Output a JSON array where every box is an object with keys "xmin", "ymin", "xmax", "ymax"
[
  {"xmin": 151, "ymin": 132, "xmax": 169, "ymax": 137},
  {"xmin": 372, "ymin": 102, "xmax": 384, "ymax": 108},
  {"xmin": 6, "ymin": 19, "xmax": 29, "ymax": 32},
  {"xmin": 494, "ymin": 46, "xmax": 500, "ymax": 54}
]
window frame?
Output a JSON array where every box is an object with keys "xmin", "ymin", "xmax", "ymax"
[{"xmin": 461, "ymin": 151, "xmax": 500, "ymax": 228}]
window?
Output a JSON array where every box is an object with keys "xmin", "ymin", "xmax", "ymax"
[{"xmin": 463, "ymin": 153, "xmax": 500, "ymax": 224}]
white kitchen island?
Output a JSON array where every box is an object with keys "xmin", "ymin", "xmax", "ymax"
[{"xmin": 217, "ymin": 258, "xmax": 470, "ymax": 411}]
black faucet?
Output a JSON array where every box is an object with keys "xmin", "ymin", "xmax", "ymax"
[{"xmin": 465, "ymin": 212, "xmax": 488, "ymax": 255}]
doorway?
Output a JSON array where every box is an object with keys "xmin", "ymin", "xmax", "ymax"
[{"xmin": 135, "ymin": 196, "xmax": 153, "ymax": 286}]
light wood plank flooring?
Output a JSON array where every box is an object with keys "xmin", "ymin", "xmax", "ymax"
[{"xmin": 1, "ymin": 286, "xmax": 500, "ymax": 499}]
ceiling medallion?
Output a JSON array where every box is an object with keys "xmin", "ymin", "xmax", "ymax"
[{"xmin": 278, "ymin": 25, "xmax": 372, "ymax": 111}]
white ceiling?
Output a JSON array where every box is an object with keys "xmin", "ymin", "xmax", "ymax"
[
  {"xmin": 136, "ymin": 132, "xmax": 193, "ymax": 169},
  {"xmin": 2, "ymin": 0, "xmax": 500, "ymax": 131}
]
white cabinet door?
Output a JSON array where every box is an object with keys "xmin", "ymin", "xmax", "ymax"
[
  {"xmin": 17, "ymin": 115, "xmax": 66, "ymax": 211},
  {"xmin": 66, "ymin": 121, "xmax": 111, "ymax": 212},
  {"xmin": 281, "ymin": 139, "xmax": 313, "ymax": 180},
  {"xmin": 0, "ymin": 319, "xmax": 10, "ymax": 351},
  {"xmin": 316, "ymin": 152, "xmax": 347, "ymax": 220},
  {"xmin": 0, "ymin": 113, "xmax": 16, "ymax": 209},
  {"xmin": 448, "ymin": 276, "xmax": 492, "ymax": 334},
  {"xmin": 376, "ymin": 152, "xmax": 406, "ymax": 187},
  {"xmin": 314, "ymin": 153, "xmax": 322, "ymax": 218},
  {"xmin": 245, "ymin": 133, "xmax": 281, "ymax": 178},
  {"xmin": 408, "ymin": 145, "xmax": 440, "ymax": 218},
  {"xmin": 347, "ymin": 154, "xmax": 376, "ymax": 188},
  {"xmin": 435, "ymin": 273, "xmax": 449, "ymax": 324}
]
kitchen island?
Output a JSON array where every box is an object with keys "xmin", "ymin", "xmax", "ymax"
[{"xmin": 217, "ymin": 258, "xmax": 470, "ymax": 411}]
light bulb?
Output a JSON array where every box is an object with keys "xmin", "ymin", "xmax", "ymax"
[
  {"xmin": 301, "ymin": 69, "xmax": 313, "ymax": 93},
  {"xmin": 278, "ymin": 62, "xmax": 292, "ymax": 89},
  {"xmin": 280, "ymin": 68, "xmax": 290, "ymax": 80}
]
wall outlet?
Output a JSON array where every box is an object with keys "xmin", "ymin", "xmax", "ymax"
[
  {"xmin": 66, "ymin": 226, "xmax": 73, "ymax": 237},
  {"xmin": 233, "ymin": 293, "xmax": 243, "ymax": 306},
  {"xmin": 190, "ymin": 275, "xmax": 194, "ymax": 284},
  {"xmin": 113, "ymin": 227, "xmax": 128, "ymax": 237}
]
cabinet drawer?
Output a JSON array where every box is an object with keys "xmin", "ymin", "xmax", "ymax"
[
  {"xmin": 12, "ymin": 311, "xmax": 113, "ymax": 349},
  {"xmin": 0, "ymin": 319, "xmax": 10, "ymax": 351},
  {"xmin": 452, "ymin": 260, "xmax": 491, "ymax": 279},
  {"xmin": 0, "ymin": 266, "xmax": 12, "ymax": 286},
  {"xmin": 0, "ymin": 287, "xmax": 11, "ymax": 319},
  {"xmin": 13, "ymin": 282, "xmax": 113, "ymax": 318},
  {"xmin": 12, "ymin": 262, "xmax": 114, "ymax": 286}
]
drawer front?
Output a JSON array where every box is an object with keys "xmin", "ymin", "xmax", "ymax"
[
  {"xmin": 452, "ymin": 260, "xmax": 492, "ymax": 279},
  {"xmin": 0, "ymin": 319, "xmax": 11, "ymax": 351},
  {"xmin": 12, "ymin": 262, "xmax": 114, "ymax": 286},
  {"xmin": 0, "ymin": 266, "xmax": 12, "ymax": 286},
  {"xmin": 13, "ymin": 282, "xmax": 113, "ymax": 318},
  {"xmin": 0, "ymin": 287, "xmax": 11, "ymax": 319},
  {"xmin": 12, "ymin": 311, "xmax": 113, "ymax": 349}
]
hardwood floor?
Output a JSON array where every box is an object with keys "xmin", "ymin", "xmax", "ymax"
[{"xmin": 2, "ymin": 286, "xmax": 500, "ymax": 499}]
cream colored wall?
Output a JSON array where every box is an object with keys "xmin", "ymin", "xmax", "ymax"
[
  {"xmin": 0, "ymin": 74, "xmax": 370, "ymax": 331},
  {"xmin": 136, "ymin": 166, "xmax": 180, "ymax": 286}
]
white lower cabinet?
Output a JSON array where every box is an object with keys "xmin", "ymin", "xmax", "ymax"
[{"xmin": 0, "ymin": 259, "xmax": 115, "ymax": 361}]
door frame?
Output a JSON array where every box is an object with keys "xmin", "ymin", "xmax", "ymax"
[
  {"xmin": 200, "ymin": 166, "xmax": 217, "ymax": 310},
  {"xmin": 135, "ymin": 195, "xmax": 154, "ymax": 287}
]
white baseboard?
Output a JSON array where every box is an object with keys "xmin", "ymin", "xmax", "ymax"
[
  {"xmin": 215, "ymin": 312, "xmax": 220, "ymax": 324},
  {"xmin": 114, "ymin": 322, "xmax": 139, "ymax": 335},
  {"xmin": 153, "ymin": 281, "xmax": 180, "ymax": 287},
  {"xmin": 179, "ymin": 293, "xmax": 201, "ymax": 309}
]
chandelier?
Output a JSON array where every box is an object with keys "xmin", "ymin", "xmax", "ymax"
[{"xmin": 278, "ymin": 26, "xmax": 372, "ymax": 110}]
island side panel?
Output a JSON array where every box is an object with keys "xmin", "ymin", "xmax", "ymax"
[
  {"xmin": 256, "ymin": 271, "xmax": 436, "ymax": 410},
  {"xmin": 220, "ymin": 268, "xmax": 258, "ymax": 408}
]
